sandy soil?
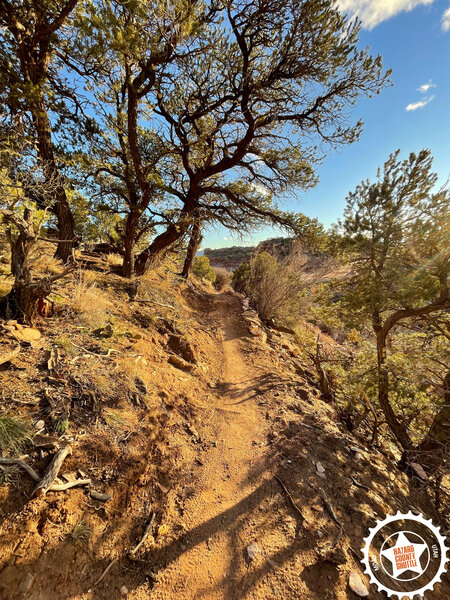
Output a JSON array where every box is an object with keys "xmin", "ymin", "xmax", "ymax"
[{"xmin": 0, "ymin": 285, "xmax": 448, "ymax": 600}]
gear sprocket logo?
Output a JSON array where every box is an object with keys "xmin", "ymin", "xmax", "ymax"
[{"xmin": 361, "ymin": 511, "xmax": 448, "ymax": 599}]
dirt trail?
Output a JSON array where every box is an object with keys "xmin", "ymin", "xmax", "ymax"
[{"xmin": 152, "ymin": 293, "xmax": 273, "ymax": 600}]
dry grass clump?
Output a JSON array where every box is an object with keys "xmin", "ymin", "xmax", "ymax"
[
  {"xmin": 71, "ymin": 520, "xmax": 92, "ymax": 547},
  {"xmin": 29, "ymin": 243, "xmax": 63, "ymax": 275},
  {"xmin": 117, "ymin": 355, "xmax": 154, "ymax": 402},
  {"xmin": 213, "ymin": 268, "xmax": 231, "ymax": 291},
  {"xmin": 105, "ymin": 253, "xmax": 122, "ymax": 268},
  {"xmin": 69, "ymin": 268, "xmax": 112, "ymax": 328},
  {"xmin": 0, "ymin": 414, "xmax": 30, "ymax": 454}
]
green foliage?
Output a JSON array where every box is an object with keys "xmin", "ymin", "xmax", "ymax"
[
  {"xmin": 192, "ymin": 256, "xmax": 216, "ymax": 283},
  {"xmin": 231, "ymin": 263, "xmax": 251, "ymax": 294},
  {"xmin": 336, "ymin": 149, "xmax": 449, "ymax": 323},
  {"xmin": 0, "ymin": 414, "xmax": 30, "ymax": 454}
]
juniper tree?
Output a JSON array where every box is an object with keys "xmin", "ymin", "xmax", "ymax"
[
  {"xmin": 338, "ymin": 149, "xmax": 449, "ymax": 449},
  {"xmin": 131, "ymin": 0, "xmax": 390, "ymax": 274},
  {"xmin": 0, "ymin": 0, "xmax": 80, "ymax": 262}
]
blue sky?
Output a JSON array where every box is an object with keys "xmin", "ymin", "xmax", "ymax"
[{"xmin": 202, "ymin": 0, "xmax": 450, "ymax": 249}]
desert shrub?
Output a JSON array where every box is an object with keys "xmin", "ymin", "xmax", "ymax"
[
  {"xmin": 232, "ymin": 252, "xmax": 304, "ymax": 323},
  {"xmin": 192, "ymin": 256, "xmax": 216, "ymax": 283},
  {"xmin": 231, "ymin": 262, "xmax": 251, "ymax": 294},
  {"xmin": 0, "ymin": 414, "xmax": 30, "ymax": 454},
  {"xmin": 213, "ymin": 268, "xmax": 231, "ymax": 290}
]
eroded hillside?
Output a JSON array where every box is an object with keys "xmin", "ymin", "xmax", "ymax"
[{"xmin": 0, "ymin": 254, "xmax": 448, "ymax": 600}]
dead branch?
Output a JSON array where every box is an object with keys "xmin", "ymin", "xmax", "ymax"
[
  {"xmin": 0, "ymin": 457, "xmax": 40, "ymax": 481},
  {"xmin": 350, "ymin": 475, "xmax": 370, "ymax": 490},
  {"xmin": 129, "ymin": 512, "xmax": 155, "ymax": 556},
  {"xmin": 274, "ymin": 475, "xmax": 307, "ymax": 523},
  {"xmin": 318, "ymin": 487, "xmax": 345, "ymax": 530},
  {"xmin": 93, "ymin": 559, "xmax": 117, "ymax": 588},
  {"xmin": 33, "ymin": 446, "xmax": 72, "ymax": 496},
  {"xmin": 50, "ymin": 479, "xmax": 91, "ymax": 491},
  {"xmin": 38, "ymin": 236, "xmax": 78, "ymax": 244},
  {"xmin": 69, "ymin": 341, "xmax": 119, "ymax": 357}
]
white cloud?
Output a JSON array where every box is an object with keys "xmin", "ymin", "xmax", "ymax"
[
  {"xmin": 337, "ymin": 0, "xmax": 434, "ymax": 30},
  {"xmin": 405, "ymin": 95, "xmax": 435, "ymax": 111},
  {"xmin": 442, "ymin": 5, "xmax": 450, "ymax": 31},
  {"xmin": 417, "ymin": 80, "xmax": 436, "ymax": 93}
]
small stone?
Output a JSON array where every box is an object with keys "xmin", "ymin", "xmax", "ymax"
[
  {"xmin": 409, "ymin": 462, "xmax": 428, "ymax": 480},
  {"xmin": 34, "ymin": 419, "xmax": 45, "ymax": 430},
  {"xmin": 316, "ymin": 529, "xmax": 324, "ymax": 538},
  {"xmin": 19, "ymin": 573, "xmax": 34, "ymax": 593},
  {"xmin": 349, "ymin": 571, "xmax": 369, "ymax": 597},
  {"xmin": 12, "ymin": 327, "xmax": 41, "ymax": 342},
  {"xmin": 120, "ymin": 585, "xmax": 129, "ymax": 596},
  {"xmin": 246, "ymin": 542, "xmax": 260, "ymax": 561}
]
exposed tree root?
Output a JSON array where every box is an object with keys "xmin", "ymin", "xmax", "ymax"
[{"xmin": 0, "ymin": 446, "xmax": 91, "ymax": 496}]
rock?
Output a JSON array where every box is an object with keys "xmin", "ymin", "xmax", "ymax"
[
  {"xmin": 316, "ymin": 461, "xmax": 326, "ymax": 479},
  {"xmin": 248, "ymin": 326, "xmax": 267, "ymax": 343},
  {"xmin": 168, "ymin": 355, "xmax": 194, "ymax": 371},
  {"xmin": 90, "ymin": 490, "xmax": 112, "ymax": 502},
  {"xmin": 34, "ymin": 419, "xmax": 45, "ymax": 430},
  {"xmin": 167, "ymin": 334, "xmax": 197, "ymax": 364},
  {"xmin": 316, "ymin": 529, "xmax": 324, "ymax": 538},
  {"xmin": 11, "ymin": 326, "xmax": 42, "ymax": 343},
  {"xmin": 246, "ymin": 542, "xmax": 260, "ymax": 561},
  {"xmin": 120, "ymin": 585, "xmax": 129, "ymax": 596},
  {"xmin": 33, "ymin": 434, "xmax": 59, "ymax": 450},
  {"xmin": 19, "ymin": 572, "xmax": 34, "ymax": 593},
  {"xmin": 0, "ymin": 344, "xmax": 20, "ymax": 366},
  {"xmin": 348, "ymin": 571, "xmax": 369, "ymax": 597},
  {"xmin": 409, "ymin": 462, "xmax": 428, "ymax": 480}
]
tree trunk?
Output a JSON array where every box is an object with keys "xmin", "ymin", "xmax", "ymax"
[
  {"xmin": 134, "ymin": 220, "xmax": 190, "ymax": 276},
  {"xmin": 181, "ymin": 221, "xmax": 203, "ymax": 278},
  {"xmin": 5, "ymin": 210, "xmax": 49, "ymax": 324},
  {"xmin": 376, "ymin": 329, "xmax": 412, "ymax": 449},
  {"xmin": 31, "ymin": 86, "xmax": 75, "ymax": 263},
  {"xmin": 122, "ymin": 209, "xmax": 140, "ymax": 278}
]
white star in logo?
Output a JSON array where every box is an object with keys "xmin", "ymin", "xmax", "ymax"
[{"xmin": 381, "ymin": 531, "xmax": 428, "ymax": 579}]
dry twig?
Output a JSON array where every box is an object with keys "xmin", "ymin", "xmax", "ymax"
[
  {"xmin": 129, "ymin": 512, "xmax": 155, "ymax": 556},
  {"xmin": 274, "ymin": 475, "xmax": 307, "ymax": 523}
]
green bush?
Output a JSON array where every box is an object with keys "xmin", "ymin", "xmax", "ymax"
[{"xmin": 192, "ymin": 256, "xmax": 216, "ymax": 283}]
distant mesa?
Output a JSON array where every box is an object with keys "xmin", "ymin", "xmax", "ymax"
[
  {"xmin": 202, "ymin": 245, "xmax": 256, "ymax": 271},
  {"xmin": 203, "ymin": 237, "xmax": 303, "ymax": 271},
  {"xmin": 203, "ymin": 237, "xmax": 336, "ymax": 277}
]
